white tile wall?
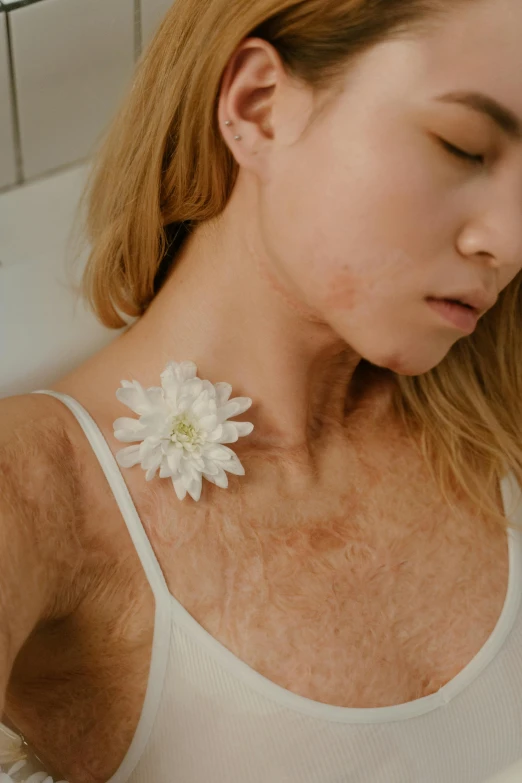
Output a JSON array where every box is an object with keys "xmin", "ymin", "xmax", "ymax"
[
  {"xmin": 0, "ymin": 162, "xmax": 122, "ymax": 398},
  {"xmin": 11, "ymin": 0, "xmax": 135, "ymax": 179},
  {"xmin": 0, "ymin": 0, "xmax": 176, "ymax": 396},
  {"xmin": 141, "ymin": 0, "xmax": 173, "ymax": 48},
  {"xmin": 0, "ymin": 13, "xmax": 16, "ymax": 189},
  {"xmin": 0, "ymin": 252, "xmax": 121, "ymax": 397},
  {"xmin": 0, "ymin": 160, "xmax": 88, "ymax": 269},
  {"xmin": 486, "ymin": 758, "xmax": 522, "ymax": 783}
]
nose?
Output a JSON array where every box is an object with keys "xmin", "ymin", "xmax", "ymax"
[{"xmin": 456, "ymin": 185, "xmax": 522, "ymax": 273}]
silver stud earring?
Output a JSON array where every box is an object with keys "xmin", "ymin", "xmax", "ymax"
[{"xmin": 224, "ymin": 119, "xmax": 241, "ymax": 140}]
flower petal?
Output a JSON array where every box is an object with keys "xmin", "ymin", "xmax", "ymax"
[
  {"xmin": 113, "ymin": 415, "xmax": 148, "ymax": 443},
  {"xmin": 204, "ymin": 466, "xmax": 229, "ymax": 488},
  {"xmin": 25, "ymin": 774, "xmax": 49, "ymax": 783},
  {"xmin": 175, "ymin": 395, "xmax": 192, "ymax": 415},
  {"xmin": 207, "ymin": 444, "xmax": 237, "ymax": 461},
  {"xmin": 114, "ymin": 361, "xmax": 254, "ymax": 501},
  {"xmin": 187, "ymin": 473, "xmax": 203, "ymax": 502},
  {"xmin": 141, "ymin": 451, "xmax": 157, "ymax": 469},
  {"xmin": 167, "ymin": 450, "xmax": 183, "ymax": 474},
  {"xmin": 205, "ymin": 424, "xmax": 224, "ymax": 443},
  {"xmin": 0, "ymin": 732, "xmax": 25, "ymax": 766},
  {"xmin": 201, "ymin": 380, "xmax": 216, "ymax": 396},
  {"xmin": 216, "ymin": 422, "xmax": 239, "ymax": 444},
  {"xmin": 172, "ymin": 475, "xmax": 187, "ymax": 500},
  {"xmin": 234, "ymin": 421, "xmax": 255, "ymax": 438},
  {"xmin": 177, "ymin": 361, "xmax": 198, "ymax": 382},
  {"xmin": 198, "ymin": 414, "xmax": 218, "ymax": 432},
  {"xmin": 115, "ymin": 381, "xmax": 156, "ymax": 415},
  {"xmin": 219, "ymin": 397, "xmax": 253, "ymax": 420},
  {"xmin": 144, "ymin": 387, "xmax": 166, "ymax": 407},
  {"xmin": 7, "ymin": 761, "xmax": 26, "ymax": 776},
  {"xmin": 181, "ymin": 378, "xmax": 204, "ymax": 400},
  {"xmin": 140, "ymin": 434, "xmax": 167, "ymax": 461},
  {"xmin": 203, "ymin": 443, "xmax": 234, "ymax": 461},
  {"xmin": 142, "ymin": 448, "xmax": 163, "ymax": 471},
  {"xmin": 139, "ymin": 410, "xmax": 171, "ymax": 432},
  {"xmin": 113, "ymin": 417, "xmax": 144, "ymax": 433},
  {"xmin": 214, "ymin": 382, "xmax": 232, "ymax": 405},
  {"xmin": 115, "ymin": 445, "xmax": 141, "ymax": 468},
  {"xmin": 159, "ymin": 460, "xmax": 173, "ymax": 478},
  {"xmin": 201, "ymin": 459, "xmax": 220, "ymax": 476},
  {"xmin": 191, "ymin": 456, "xmax": 206, "ymax": 471},
  {"xmin": 192, "ymin": 397, "xmax": 216, "ymax": 420},
  {"xmin": 221, "ymin": 454, "xmax": 246, "ymax": 476},
  {"xmin": 160, "ymin": 366, "xmax": 181, "ymax": 404},
  {"xmin": 113, "ymin": 430, "xmax": 146, "ymax": 444}
]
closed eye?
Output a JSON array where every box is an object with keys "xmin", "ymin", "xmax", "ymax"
[{"xmin": 439, "ymin": 138, "xmax": 485, "ymax": 166}]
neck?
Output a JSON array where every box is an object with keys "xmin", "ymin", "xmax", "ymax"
[{"xmin": 58, "ymin": 177, "xmax": 397, "ymax": 460}]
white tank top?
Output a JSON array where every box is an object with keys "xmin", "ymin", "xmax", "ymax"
[{"xmin": 31, "ymin": 389, "xmax": 522, "ymax": 782}]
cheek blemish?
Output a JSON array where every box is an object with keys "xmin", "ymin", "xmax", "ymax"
[
  {"xmin": 322, "ymin": 247, "xmax": 413, "ymax": 310},
  {"xmin": 322, "ymin": 269, "xmax": 359, "ymax": 310}
]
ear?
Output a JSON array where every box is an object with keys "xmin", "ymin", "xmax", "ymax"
[{"xmin": 217, "ymin": 38, "xmax": 285, "ymax": 173}]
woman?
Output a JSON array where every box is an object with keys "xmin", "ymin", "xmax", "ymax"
[{"xmin": 1, "ymin": 0, "xmax": 522, "ymax": 780}]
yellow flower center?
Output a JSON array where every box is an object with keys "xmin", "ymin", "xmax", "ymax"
[{"xmin": 170, "ymin": 414, "xmax": 203, "ymax": 451}]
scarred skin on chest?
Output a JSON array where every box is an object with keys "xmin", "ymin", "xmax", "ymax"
[{"xmin": 3, "ymin": 417, "xmax": 509, "ymax": 782}]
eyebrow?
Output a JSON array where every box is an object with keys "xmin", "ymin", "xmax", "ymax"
[{"xmin": 434, "ymin": 90, "xmax": 522, "ymax": 141}]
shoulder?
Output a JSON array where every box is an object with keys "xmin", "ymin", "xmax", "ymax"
[
  {"xmin": 0, "ymin": 393, "xmax": 87, "ymax": 620},
  {"xmin": 0, "ymin": 393, "xmax": 81, "ymax": 526},
  {"xmin": 0, "ymin": 392, "xmax": 74, "ymax": 459}
]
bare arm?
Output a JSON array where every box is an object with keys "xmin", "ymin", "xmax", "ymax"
[{"xmin": 0, "ymin": 394, "xmax": 83, "ymax": 718}]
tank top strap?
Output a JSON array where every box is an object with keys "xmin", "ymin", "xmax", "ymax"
[
  {"xmin": 33, "ymin": 389, "xmax": 173, "ymax": 782},
  {"xmin": 32, "ymin": 389, "xmax": 171, "ymax": 607}
]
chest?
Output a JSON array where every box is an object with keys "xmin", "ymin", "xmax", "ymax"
[
  {"xmin": 153, "ymin": 478, "xmax": 509, "ymax": 709},
  {"xmin": 6, "ymin": 447, "xmax": 510, "ymax": 782}
]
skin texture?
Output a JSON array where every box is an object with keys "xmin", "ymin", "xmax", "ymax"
[
  {"xmin": 58, "ymin": 0, "xmax": 522, "ymax": 458},
  {"xmin": 2, "ymin": 0, "xmax": 522, "ymax": 780}
]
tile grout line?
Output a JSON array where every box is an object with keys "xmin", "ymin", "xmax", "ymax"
[
  {"xmin": 134, "ymin": 0, "xmax": 142, "ymax": 62},
  {"xmin": 2, "ymin": 0, "xmax": 139, "ymax": 192},
  {"xmin": 4, "ymin": 8, "xmax": 24, "ymax": 185},
  {"xmin": 0, "ymin": 0, "xmax": 49, "ymax": 11},
  {"xmin": 0, "ymin": 5, "xmax": 2, "ymax": 266}
]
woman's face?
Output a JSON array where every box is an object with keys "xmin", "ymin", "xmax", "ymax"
[{"xmin": 257, "ymin": 0, "xmax": 522, "ymax": 375}]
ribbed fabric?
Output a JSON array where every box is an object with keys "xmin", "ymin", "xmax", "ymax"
[{"xmin": 33, "ymin": 389, "xmax": 522, "ymax": 783}]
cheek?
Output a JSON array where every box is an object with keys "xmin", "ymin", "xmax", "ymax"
[
  {"xmin": 261, "ymin": 126, "xmax": 446, "ymax": 315},
  {"xmin": 322, "ymin": 273, "xmax": 358, "ymax": 310},
  {"xmin": 302, "ymin": 181, "xmax": 436, "ymax": 314},
  {"xmin": 318, "ymin": 247, "xmax": 416, "ymax": 314}
]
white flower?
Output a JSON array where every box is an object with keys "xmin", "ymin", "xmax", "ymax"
[
  {"xmin": 0, "ymin": 725, "xmax": 26, "ymax": 768},
  {"xmin": 0, "ymin": 770, "xmax": 67, "ymax": 783},
  {"xmin": 0, "ymin": 725, "xmax": 67, "ymax": 782},
  {"xmin": 0, "ymin": 771, "xmax": 58, "ymax": 783},
  {"xmin": 113, "ymin": 360, "xmax": 255, "ymax": 502}
]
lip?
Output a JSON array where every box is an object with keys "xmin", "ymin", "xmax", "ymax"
[
  {"xmin": 436, "ymin": 289, "xmax": 496, "ymax": 316},
  {"xmin": 426, "ymin": 297, "xmax": 479, "ymax": 334}
]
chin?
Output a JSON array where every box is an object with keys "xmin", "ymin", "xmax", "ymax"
[{"xmin": 366, "ymin": 346, "xmax": 450, "ymax": 377}]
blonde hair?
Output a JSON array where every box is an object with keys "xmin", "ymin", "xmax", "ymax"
[{"xmin": 75, "ymin": 0, "xmax": 522, "ymax": 530}]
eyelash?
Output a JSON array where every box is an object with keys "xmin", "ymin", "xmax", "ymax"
[{"xmin": 439, "ymin": 139, "xmax": 485, "ymax": 166}]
